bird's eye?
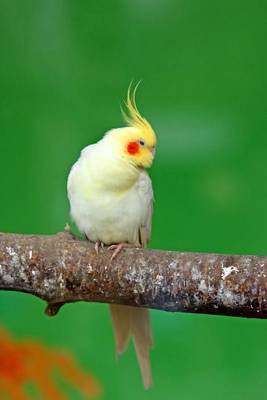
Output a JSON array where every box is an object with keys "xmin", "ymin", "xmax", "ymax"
[{"xmin": 139, "ymin": 139, "xmax": 145, "ymax": 146}]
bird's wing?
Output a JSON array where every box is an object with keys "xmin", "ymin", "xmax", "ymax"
[
  {"xmin": 67, "ymin": 144, "xmax": 96, "ymax": 195},
  {"xmin": 136, "ymin": 170, "xmax": 154, "ymax": 247}
]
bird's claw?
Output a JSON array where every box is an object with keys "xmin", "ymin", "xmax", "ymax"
[
  {"xmin": 108, "ymin": 243, "xmax": 141, "ymax": 261},
  {"xmin": 108, "ymin": 243, "xmax": 124, "ymax": 260},
  {"xmin": 94, "ymin": 240, "xmax": 104, "ymax": 255}
]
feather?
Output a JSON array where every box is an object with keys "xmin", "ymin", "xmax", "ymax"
[
  {"xmin": 110, "ymin": 304, "xmax": 153, "ymax": 389},
  {"xmin": 121, "ymin": 82, "xmax": 156, "ymax": 145},
  {"xmin": 131, "ymin": 307, "xmax": 153, "ymax": 389},
  {"xmin": 109, "ymin": 304, "xmax": 131, "ymax": 354}
]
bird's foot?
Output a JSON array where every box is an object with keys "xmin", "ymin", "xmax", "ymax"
[
  {"xmin": 108, "ymin": 243, "xmax": 141, "ymax": 261},
  {"xmin": 94, "ymin": 240, "xmax": 105, "ymax": 255}
]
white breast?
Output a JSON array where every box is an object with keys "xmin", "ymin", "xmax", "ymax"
[{"xmin": 67, "ymin": 143, "xmax": 153, "ymax": 245}]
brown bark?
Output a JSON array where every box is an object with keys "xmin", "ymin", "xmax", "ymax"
[{"xmin": 0, "ymin": 230, "xmax": 267, "ymax": 318}]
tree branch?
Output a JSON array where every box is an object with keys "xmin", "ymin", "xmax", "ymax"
[{"xmin": 0, "ymin": 230, "xmax": 267, "ymax": 318}]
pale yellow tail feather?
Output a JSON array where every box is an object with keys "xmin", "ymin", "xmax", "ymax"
[
  {"xmin": 110, "ymin": 304, "xmax": 153, "ymax": 388},
  {"xmin": 131, "ymin": 307, "xmax": 153, "ymax": 389},
  {"xmin": 110, "ymin": 304, "xmax": 131, "ymax": 354}
]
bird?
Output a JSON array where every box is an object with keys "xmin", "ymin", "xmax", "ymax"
[{"xmin": 67, "ymin": 84, "xmax": 156, "ymax": 388}]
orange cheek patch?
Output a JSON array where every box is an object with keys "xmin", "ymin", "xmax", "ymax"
[{"xmin": 127, "ymin": 141, "xmax": 140, "ymax": 155}]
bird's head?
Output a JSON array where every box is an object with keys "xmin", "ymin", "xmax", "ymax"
[{"xmin": 105, "ymin": 84, "xmax": 156, "ymax": 169}]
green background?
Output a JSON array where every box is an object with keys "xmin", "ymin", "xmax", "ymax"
[{"xmin": 1, "ymin": 0, "xmax": 267, "ymax": 399}]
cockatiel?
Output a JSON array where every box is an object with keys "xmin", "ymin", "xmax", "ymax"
[{"xmin": 67, "ymin": 85, "xmax": 156, "ymax": 388}]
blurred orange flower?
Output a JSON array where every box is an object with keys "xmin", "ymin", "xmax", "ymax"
[{"xmin": 0, "ymin": 327, "xmax": 101, "ymax": 399}]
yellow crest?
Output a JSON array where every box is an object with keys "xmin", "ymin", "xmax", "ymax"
[{"xmin": 122, "ymin": 82, "xmax": 156, "ymax": 144}]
